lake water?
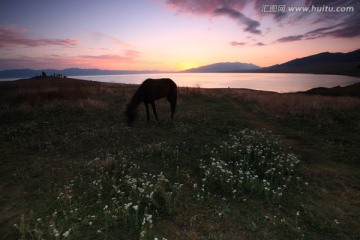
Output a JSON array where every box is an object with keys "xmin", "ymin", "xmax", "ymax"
[
  {"xmin": 2, "ymin": 73, "xmax": 358, "ymax": 93},
  {"xmin": 70, "ymin": 73, "xmax": 360, "ymax": 93}
]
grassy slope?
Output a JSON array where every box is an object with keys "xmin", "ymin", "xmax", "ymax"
[
  {"xmin": 302, "ymin": 82, "xmax": 360, "ymax": 98},
  {"xmin": 0, "ymin": 77, "xmax": 359, "ymax": 239}
]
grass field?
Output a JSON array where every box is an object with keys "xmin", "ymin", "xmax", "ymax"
[{"xmin": 0, "ymin": 77, "xmax": 359, "ymax": 239}]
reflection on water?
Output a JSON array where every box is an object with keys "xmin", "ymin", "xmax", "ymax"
[
  {"xmin": 70, "ymin": 73, "xmax": 360, "ymax": 93},
  {"xmin": 39, "ymin": 72, "xmax": 358, "ymax": 93}
]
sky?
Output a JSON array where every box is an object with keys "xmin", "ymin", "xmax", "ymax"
[{"xmin": 0, "ymin": 0, "xmax": 359, "ymax": 71}]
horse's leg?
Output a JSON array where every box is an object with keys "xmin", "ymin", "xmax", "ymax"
[
  {"xmin": 167, "ymin": 95, "xmax": 177, "ymax": 119},
  {"xmin": 150, "ymin": 101, "xmax": 158, "ymax": 121},
  {"xmin": 144, "ymin": 102, "xmax": 150, "ymax": 121}
]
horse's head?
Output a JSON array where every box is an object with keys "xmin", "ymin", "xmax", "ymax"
[{"xmin": 125, "ymin": 103, "xmax": 136, "ymax": 126}]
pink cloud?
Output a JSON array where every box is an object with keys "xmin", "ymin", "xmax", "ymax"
[
  {"xmin": 165, "ymin": 0, "xmax": 360, "ymax": 42},
  {"xmin": 125, "ymin": 50, "xmax": 140, "ymax": 57},
  {"xmin": 231, "ymin": 41, "xmax": 246, "ymax": 46},
  {"xmin": 230, "ymin": 41, "xmax": 266, "ymax": 47},
  {"xmin": 214, "ymin": 7, "xmax": 261, "ymax": 34},
  {"xmin": 80, "ymin": 50, "xmax": 140, "ymax": 61},
  {"xmin": 166, "ymin": 0, "xmax": 261, "ymax": 34},
  {"xmin": 276, "ymin": 35, "xmax": 304, "ymax": 43},
  {"xmin": 91, "ymin": 32, "xmax": 131, "ymax": 47},
  {"xmin": 0, "ymin": 47, "xmax": 142, "ymax": 70},
  {"xmin": 0, "ymin": 26, "xmax": 79, "ymax": 48},
  {"xmin": 0, "ymin": 56, "xmax": 76, "ymax": 70}
]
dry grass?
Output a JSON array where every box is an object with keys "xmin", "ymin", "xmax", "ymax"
[
  {"xmin": 0, "ymin": 77, "xmax": 133, "ymax": 110},
  {"xmin": 235, "ymin": 90, "xmax": 360, "ymax": 120},
  {"xmin": 1, "ymin": 78, "xmax": 359, "ymax": 239}
]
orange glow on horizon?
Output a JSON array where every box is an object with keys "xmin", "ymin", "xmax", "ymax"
[{"xmin": 176, "ymin": 61, "xmax": 202, "ymax": 71}]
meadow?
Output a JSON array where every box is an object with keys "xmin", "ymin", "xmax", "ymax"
[{"xmin": 0, "ymin": 77, "xmax": 359, "ymax": 239}]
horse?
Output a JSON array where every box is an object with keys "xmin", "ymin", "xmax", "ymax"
[{"xmin": 125, "ymin": 78, "xmax": 177, "ymax": 126}]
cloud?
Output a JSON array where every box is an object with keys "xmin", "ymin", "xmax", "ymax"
[
  {"xmin": 0, "ymin": 56, "xmax": 77, "ymax": 70},
  {"xmin": 165, "ymin": 0, "xmax": 360, "ymax": 41},
  {"xmin": 255, "ymin": 42, "xmax": 265, "ymax": 46},
  {"xmin": 274, "ymin": 0, "xmax": 360, "ymax": 42},
  {"xmin": 230, "ymin": 41, "xmax": 266, "ymax": 47},
  {"xmin": 231, "ymin": 41, "xmax": 246, "ymax": 46},
  {"xmin": 0, "ymin": 47, "xmax": 142, "ymax": 70},
  {"xmin": 79, "ymin": 54, "xmax": 131, "ymax": 61},
  {"xmin": 276, "ymin": 35, "xmax": 304, "ymax": 43},
  {"xmin": 276, "ymin": 13, "xmax": 360, "ymax": 43},
  {"xmin": 166, "ymin": 0, "xmax": 246, "ymax": 14},
  {"xmin": 317, "ymin": 15, "xmax": 360, "ymax": 38},
  {"xmin": 0, "ymin": 26, "xmax": 79, "ymax": 48},
  {"xmin": 80, "ymin": 50, "xmax": 140, "ymax": 62},
  {"xmin": 214, "ymin": 7, "xmax": 261, "ymax": 34},
  {"xmin": 91, "ymin": 32, "xmax": 131, "ymax": 47},
  {"xmin": 125, "ymin": 50, "xmax": 140, "ymax": 58},
  {"xmin": 166, "ymin": 0, "xmax": 261, "ymax": 34}
]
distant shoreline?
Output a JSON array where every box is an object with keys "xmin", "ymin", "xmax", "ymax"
[
  {"xmin": 1, "ymin": 71, "xmax": 359, "ymax": 81},
  {"xmin": 1, "ymin": 76, "xmax": 359, "ymax": 98}
]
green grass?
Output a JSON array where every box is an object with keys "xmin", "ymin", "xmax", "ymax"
[{"xmin": 0, "ymin": 77, "xmax": 359, "ymax": 239}]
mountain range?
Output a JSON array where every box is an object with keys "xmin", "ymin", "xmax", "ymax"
[
  {"xmin": 1, "ymin": 49, "xmax": 359, "ymax": 79},
  {"xmin": 182, "ymin": 62, "xmax": 260, "ymax": 73},
  {"xmin": 262, "ymin": 49, "xmax": 360, "ymax": 75}
]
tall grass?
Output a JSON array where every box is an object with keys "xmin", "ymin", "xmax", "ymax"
[
  {"xmin": 237, "ymin": 90, "xmax": 360, "ymax": 121},
  {"xmin": 0, "ymin": 77, "xmax": 129, "ymax": 110},
  {"xmin": 15, "ymin": 128, "xmax": 304, "ymax": 239},
  {"xmin": 2, "ymin": 78, "xmax": 358, "ymax": 239}
]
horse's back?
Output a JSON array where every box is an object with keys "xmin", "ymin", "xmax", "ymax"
[
  {"xmin": 143, "ymin": 78, "xmax": 176, "ymax": 88},
  {"xmin": 141, "ymin": 78, "xmax": 177, "ymax": 101}
]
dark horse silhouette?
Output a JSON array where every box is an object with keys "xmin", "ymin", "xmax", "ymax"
[{"xmin": 125, "ymin": 78, "xmax": 177, "ymax": 125}]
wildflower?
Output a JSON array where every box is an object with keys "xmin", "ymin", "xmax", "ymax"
[
  {"xmin": 62, "ymin": 229, "xmax": 70, "ymax": 237},
  {"xmin": 97, "ymin": 230, "xmax": 102, "ymax": 234},
  {"xmin": 89, "ymin": 221, "xmax": 93, "ymax": 226},
  {"xmin": 133, "ymin": 205, "xmax": 138, "ymax": 211},
  {"xmin": 296, "ymin": 211, "xmax": 300, "ymax": 216},
  {"xmin": 334, "ymin": 219, "xmax": 340, "ymax": 224},
  {"xmin": 124, "ymin": 202, "xmax": 132, "ymax": 210}
]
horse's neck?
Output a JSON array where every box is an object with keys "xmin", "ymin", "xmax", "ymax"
[{"xmin": 130, "ymin": 89, "xmax": 143, "ymax": 107}]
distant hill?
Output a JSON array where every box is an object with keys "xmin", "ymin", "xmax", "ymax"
[
  {"xmin": 262, "ymin": 49, "xmax": 360, "ymax": 76},
  {"xmin": 0, "ymin": 68, "xmax": 161, "ymax": 79},
  {"xmin": 182, "ymin": 62, "xmax": 260, "ymax": 73}
]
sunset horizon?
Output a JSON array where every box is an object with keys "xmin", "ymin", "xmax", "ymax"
[{"xmin": 1, "ymin": 0, "xmax": 359, "ymax": 71}]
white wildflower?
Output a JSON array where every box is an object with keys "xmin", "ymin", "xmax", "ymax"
[{"xmin": 62, "ymin": 229, "xmax": 70, "ymax": 237}]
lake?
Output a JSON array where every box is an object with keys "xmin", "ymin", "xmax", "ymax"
[{"xmin": 70, "ymin": 73, "xmax": 360, "ymax": 93}]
